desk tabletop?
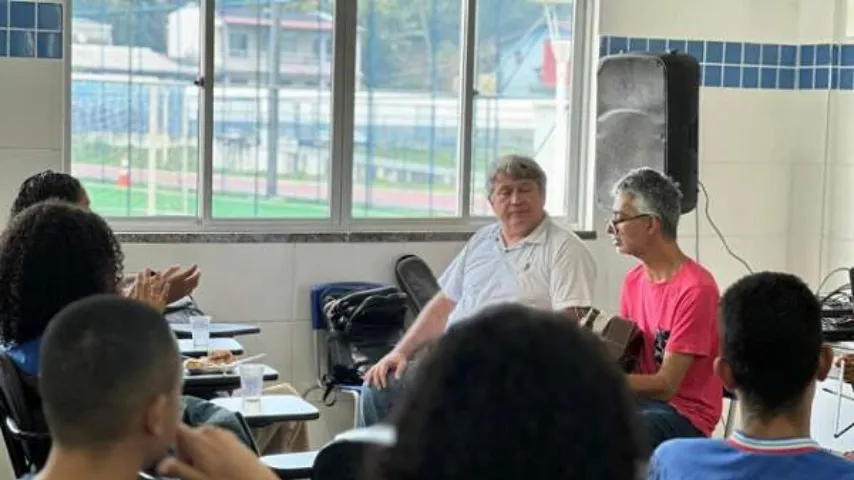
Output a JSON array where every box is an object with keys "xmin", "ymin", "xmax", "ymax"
[
  {"xmin": 171, "ymin": 322, "xmax": 261, "ymax": 339},
  {"xmin": 831, "ymin": 341, "xmax": 854, "ymax": 353},
  {"xmin": 182, "ymin": 365, "xmax": 278, "ymax": 389},
  {"xmin": 211, "ymin": 395, "xmax": 320, "ymax": 424},
  {"xmin": 261, "ymin": 451, "xmax": 318, "ymax": 478},
  {"xmin": 178, "ymin": 338, "xmax": 244, "ymax": 357}
]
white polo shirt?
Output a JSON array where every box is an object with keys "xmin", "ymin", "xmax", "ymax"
[{"xmin": 438, "ymin": 216, "xmax": 597, "ymax": 327}]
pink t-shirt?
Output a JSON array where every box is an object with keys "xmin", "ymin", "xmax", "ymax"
[{"xmin": 619, "ymin": 259, "xmax": 723, "ymax": 436}]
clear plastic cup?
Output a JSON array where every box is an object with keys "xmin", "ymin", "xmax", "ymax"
[
  {"xmin": 190, "ymin": 315, "xmax": 211, "ymax": 348},
  {"xmin": 239, "ymin": 363, "xmax": 264, "ymax": 407}
]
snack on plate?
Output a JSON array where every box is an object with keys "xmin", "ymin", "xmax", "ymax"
[
  {"xmin": 183, "ymin": 349, "xmax": 237, "ymax": 370},
  {"xmin": 207, "ymin": 349, "xmax": 236, "ymax": 365},
  {"xmin": 184, "ymin": 358, "xmax": 206, "ymax": 370}
]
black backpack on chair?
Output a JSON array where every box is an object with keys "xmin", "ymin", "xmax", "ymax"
[
  {"xmin": 162, "ymin": 296, "xmax": 206, "ymax": 324},
  {"xmin": 321, "ymin": 286, "xmax": 408, "ymax": 405}
]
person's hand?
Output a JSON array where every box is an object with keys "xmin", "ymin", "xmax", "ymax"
[
  {"xmin": 126, "ymin": 270, "xmax": 170, "ymax": 313},
  {"xmin": 157, "ymin": 425, "xmax": 279, "ymax": 480},
  {"xmin": 363, "ymin": 350, "xmax": 408, "ymax": 389},
  {"xmin": 161, "ymin": 264, "xmax": 201, "ymax": 304}
]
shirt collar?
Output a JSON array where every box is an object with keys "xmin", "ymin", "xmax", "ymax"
[
  {"xmin": 727, "ymin": 431, "xmax": 823, "ymax": 455},
  {"xmin": 494, "ymin": 215, "xmax": 550, "ymax": 246}
]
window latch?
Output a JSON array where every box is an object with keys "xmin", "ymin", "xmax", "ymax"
[{"xmin": 193, "ymin": 76, "xmax": 205, "ymax": 88}]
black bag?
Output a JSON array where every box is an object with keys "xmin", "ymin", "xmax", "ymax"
[
  {"xmin": 163, "ymin": 296, "xmax": 206, "ymax": 324},
  {"xmin": 395, "ymin": 254, "xmax": 440, "ymax": 315},
  {"xmin": 321, "ymin": 286, "xmax": 408, "ymax": 405}
]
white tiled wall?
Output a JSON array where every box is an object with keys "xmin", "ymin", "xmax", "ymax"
[
  {"xmin": 800, "ymin": 0, "xmax": 854, "ymax": 287},
  {"xmin": 1, "ymin": 0, "xmax": 853, "ymax": 476},
  {"xmin": 601, "ymin": 0, "xmax": 800, "ymax": 43}
]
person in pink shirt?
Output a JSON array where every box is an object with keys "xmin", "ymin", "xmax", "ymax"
[{"xmin": 607, "ymin": 168, "xmax": 722, "ymax": 452}]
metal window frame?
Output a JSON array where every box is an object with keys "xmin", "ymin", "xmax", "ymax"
[{"xmin": 62, "ymin": 0, "xmax": 599, "ymax": 234}]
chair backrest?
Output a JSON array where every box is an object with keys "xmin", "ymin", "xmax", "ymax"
[
  {"xmin": 394, "ymin": 255, "xmax": 440, "ymax": 315},
  {"xmin": 310, "ymin": 282, "xmax": 386, "ymax": 332},
  {"xmin": 313, "ymin": 425, "xmax": 395, "ymax": 480},
  {"xmin": 233, "ymin": 412, "xmax": 260, "ymax": 456},
  {"xmin": 0, "ymin": 352, "xmax": 51, "ymax": 474},
  {"xmin": 0, "ymin": 405, "xmax": 32, "ymax": 477}
]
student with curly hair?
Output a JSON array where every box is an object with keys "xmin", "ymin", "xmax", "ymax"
[
  {"xmin": 9, "ymin": 169, "xmax": 89, "ymax": 217},
  {"xmin": 0, "ymin": 199, "xmax": 307, "ymax": 460},
  {"xmin": 8, "ymin": 170, "xmax": 201, "ymax": 303},
  {"xmin": 0, "ymin": 200, "xmax": 169, "ymax": 376}
]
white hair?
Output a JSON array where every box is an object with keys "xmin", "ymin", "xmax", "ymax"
[
  {"xmin": 611, "ymin": 167, "xmax": 682, "ymax": 239},
  {"xmin": 485, "ymin": 154, "xmax": 547, "ymax": 197}
]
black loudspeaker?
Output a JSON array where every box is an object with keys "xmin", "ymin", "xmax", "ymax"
[{"xmin": 595, "ymin": 52, "xmax": 699, "ymax": 214}]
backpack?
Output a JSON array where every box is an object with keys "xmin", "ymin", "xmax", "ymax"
[
  {"xmin": 321, "ymin": 286, "xmax": 408, "ymax": 405},
  {"xmin": 163, "ymin": 296, "xmax": 206, "ymax": 324}
]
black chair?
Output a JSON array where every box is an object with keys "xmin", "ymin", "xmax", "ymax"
[
  {"xmin": 394, "ymin": 255, "xmax": 440, "ymax": 315},
  {"xmin": 308, "ymin": 425, "xmax": 394, "ymax": 480},
  {"xmin": 262, "ymin": 451, "xmax": 319, "ymax": 479},
  {"xmin": 722, "ymin": 388, "xmax": 738, "ymax": 436},
  {"xmin": 230, "ymin": 411, "xmax": 318, "ymax": 480},
  {"xmin": 0, "ymin": 352, "xmax": 50, "ymax": 476}
]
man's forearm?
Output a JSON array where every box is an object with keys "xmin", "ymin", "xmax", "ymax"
[
  {"xmin": 393, "ymin": 293, "xmax": 455, "ymax": 358},
  {"xmin": 628, "ymin": 373, "xmax": 674, "ymax": 402}
]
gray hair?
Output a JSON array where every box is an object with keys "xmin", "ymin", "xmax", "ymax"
[
  {"xmin": 611, "ymin": 167, "xmax": 682, "ymax": 239},
  {"xmin": 485, "ymin": 154, "xmax": 547, "ymax": 197}
]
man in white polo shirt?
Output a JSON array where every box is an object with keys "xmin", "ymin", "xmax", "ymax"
[{"xmin": 357, "ymin": 154, "xmax": 597, "ymax": 426}]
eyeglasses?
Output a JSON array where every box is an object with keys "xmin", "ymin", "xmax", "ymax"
[{"xmin": 606, "ymin": 213, "xmax": 652, "ymax": 233}]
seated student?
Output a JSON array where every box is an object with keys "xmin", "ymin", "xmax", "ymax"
[
  {"xmin": 360, "ymin": 154, "xmax": 597, "ymax": 426},
  {"xmin": 648, "ymin": 272, "xmax": 854, "ymax": 480},
  {"xmin": 9, "ymin": 169, "xmax": 201, "ymax": 303},
  {"xmin": 158, "ymin": 304, "xmax": 644, "ymax": 480},
  {"xmin": 608, "ymin": 168, "xmax": 722, "ymax": 450},
  {"xmin": 26, "ymin": 294, "xmax": 183, "ymax": 480},
  {"xmin": 0, "ymin": 200, "xmax": 168, "ymax": 379},
  {"xmin": 0, "ymin": 200, "xmax": 305, "ymax": 457}
]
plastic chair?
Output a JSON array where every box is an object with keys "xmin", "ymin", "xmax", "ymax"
[
  {"xmin": 312, "ymin": 425, "xmax": 395, "ymax": 480},
  {"xmin": 262, "ymin": 451, "xmax": 319, "ymax": 479},
  {"xmin": 306, "ymin": 282, "xmax": 385, "ymax": 428},
  {"xmin": 0, "ymin": 352, "xmax": 50, "ymax": 476},
  {"xmin": 722, "ymin": 389, "xmax": 738, "ymax": 437}
]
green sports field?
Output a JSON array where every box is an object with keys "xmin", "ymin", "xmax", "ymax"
[{"xmin": 84, "ymin": 181, "xmax": 443, "ymax": 219}]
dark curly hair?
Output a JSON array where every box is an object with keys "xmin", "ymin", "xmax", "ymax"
[
  {"xmin": 10, "ymin": 170, "xmax": 86, "ymax": 218},
  {"xmin": 368, "ymin": 304, "xmax": 644, "ymax": 480},
  {"xmin": 0, "ymin": 200, "xmax": 124, "ymax": 346}
]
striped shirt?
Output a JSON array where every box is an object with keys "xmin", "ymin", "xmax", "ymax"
[{"xmin": 648, "ymin": 431, "xmax": 854, "ymax": 480}]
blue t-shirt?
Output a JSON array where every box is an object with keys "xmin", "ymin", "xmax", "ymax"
[
  {"xmin": 649, "ymin": 432, "xmax": 854, "ymax": 480},
  {"xmin": 4, "ymin": 338, "xmax": 41, "ymax": 376}
]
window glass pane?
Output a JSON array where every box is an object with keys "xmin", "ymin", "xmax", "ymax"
[
  {"xmin": 352, "ymin": 0, "xmax": 462, "ymax": 219},
  {"xmin": 212, "ymin": 0, "xmax": 333, "ymax": 218},
  {"xmin": 470, "ymin": 0, "xmax": 574, "ymax": 219},
  {"xmin": 71, "ymin": 1, "xmax": 200, "ymax": 217}
]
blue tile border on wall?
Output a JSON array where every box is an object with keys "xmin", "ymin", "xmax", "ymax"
[
  {"xmin": 600, "ymin": 36, "xmax": 854, "ymax": 91},
  {"xmin": 0, "ymin": 0, "xmax": 63, "ymax": 60}
]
